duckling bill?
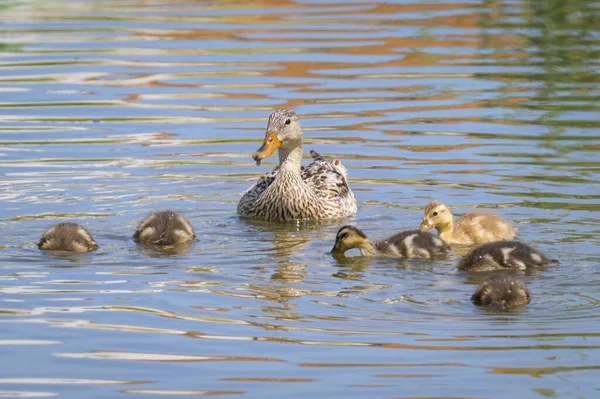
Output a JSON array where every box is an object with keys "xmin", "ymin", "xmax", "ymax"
[
  {"xmin": 331, "ymin": 225, "xmax": 450, "ymax": 259},
  {"xmin": 457, "ymin": 241, "xmax": 558, "ymax": 272},
  {"xmin": 38, "ymin": 222, "xmax": 99, "ymax": 252},
  {"xmin": 472, "ymin": 275, "xmax": 530, "ymax": 308},
  {"xmin": 134, "ymin": 210, "xmax": 195, "ymax": 246}
]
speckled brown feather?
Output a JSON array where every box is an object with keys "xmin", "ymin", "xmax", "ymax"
[
  {"xmin": 238, "ymin": 109, "xmax": 356, "ymax": 221},
  {"xmin": 472, "ymin": 275, "xmax": 530, "ymax": 308},
  {"xmin": 38, "ymin": 222, "xmax": 98, "ymax": 252},
  {"xmin": 457, "ymin": 241, "xmax": 559, "ymax": 271},
  {"xmin": 374, "ymin": 230, "xmax": 450, "ymax": 258},
  {"xmin": 134, "ymin": 210, "xmax": 195, "ymax": 245}
]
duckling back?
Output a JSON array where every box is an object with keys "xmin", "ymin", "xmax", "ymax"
[
  {"xmin": 457, "ymin": 241, "xmax": 558, "ymax": 272},
  {"xmin": 134, "ymin": 210, "xmax": 195, "ymax": 245},
  {"xmin": 453, "ymin": 212, "xmax": 517, "ymax": 244},
  {"xmin": 376, "ymin": 230, "xmax": 450, "ymax": 259},
  {"xmin": 472, "ymin": 275, "xmax": 530, "ymax": 308},
  {"xmin": 38, "ymin": 222, "xmax": 99, "ymax": 252}
]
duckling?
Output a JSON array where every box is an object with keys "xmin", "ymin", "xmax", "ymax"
[
  {"xmin": 38, "ymin": 222, "xmax": 99, "ymax": 252},
  {"xmin": 133, "ymin": 210, "xmax": 195, "ymax": 245},
  {"xmin": 419, "ymin": 201, "xmax": 516, "ymax": 245},
  {"xmin": 472, "ymin": 275, "xmax": 530, "ymax": 308},
  {"xmin": 331, "ymin": 225, "xmax": 450, "ymax": 258},
  {"xmin": 457, "ymin": 241, "xmax": 558, "ymax": 272}
]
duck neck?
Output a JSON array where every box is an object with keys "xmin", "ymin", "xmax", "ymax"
[
  {"xmin": 436, "ymin": 220, "xmax": 453, "ymax": 236},
  {"xmin": 358, "ymin": 240, "xmax": 379, "ymax": 256},
  {"xmin": 278, "ymin": 144, "xmax": 303, "ymax": 175}
]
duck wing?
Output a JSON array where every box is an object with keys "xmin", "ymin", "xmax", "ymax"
[
  {"xmin": 303, "ymin": 150, "xmax": 353, "ymax": 200},
  {"xmin": 237, "ymin": 167, "xmax": 279, "ymax": 213},
  {"xmin": 238, "ymin": 150, "xmax": 356, "ymax": 218}
]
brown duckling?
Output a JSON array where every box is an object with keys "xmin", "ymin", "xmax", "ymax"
[
  {"xmin": 472, "ymin": 275, "xmax": 530, "ymax": 308},
  {"xmin": 38, "ymin": 222, "xmax": 99, "ymax": 252},
  {"xmin": 419, "ymin": 201, "xmax": 516, "ymax": 245},
  {"xmin": 331, "ymin": 225, "xmax": 450, "ymax": 259},
  {"xmin": 134, "ymin": 210, "xmax": 195, "ymax": 245},
  {"xmin": 457, "ymin": 241, "xmax": 558, "ymax": 272}
]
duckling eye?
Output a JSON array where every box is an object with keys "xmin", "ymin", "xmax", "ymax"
[
  {"xmin": 285, "ymin": 119, "xmax": 291, "ymax": 125},
  {"xmin": 338, "ymin": 232, "xmax": 348, "ymax": 240},
  {"xmin": 432, "ymin": 211, "xmax": 438, "ymax": 216}
]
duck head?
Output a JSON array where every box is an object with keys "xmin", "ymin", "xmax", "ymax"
[{"xmin": 253, "ymin": 108, "xmax": 303, "ymax": 165}]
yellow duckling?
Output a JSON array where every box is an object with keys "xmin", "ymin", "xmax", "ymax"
[
  {"xmin": 419, "ymin": 201, "xmax": 516, "ymax": 245},
  {"xmin": 38, "ymin": 222, "xmax": 99, "ymax": 252},
  {"xmin": 457, "ymin": 241, "xmax": 558, "ymax": 272},
  {"xmin": 134, "ymin": 210, "xmax": 195, "ymax": 245},
  {"xmin": 331, "ymin": 225, "xmax": 450, "ymax": 258},
  {"xmin": 471, "ymin": 275, "xmax": 530, "ymax": 308}
]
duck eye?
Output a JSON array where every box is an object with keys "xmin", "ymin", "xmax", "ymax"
[
  {"xmin": 338, "ymin": 232, "xmax": 348, "ymax": 240},
  {"xmin": 285, "ymin": 119, "xmax": 291, "ymax": 125},
  {"xmin": 432, "ymin": 211, "xmax": 438, "ymax": 216}
]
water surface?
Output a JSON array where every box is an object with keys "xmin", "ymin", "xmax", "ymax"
[{"xmin": 0, "ymin": 0, "xmax": 599, "ymax": 398}]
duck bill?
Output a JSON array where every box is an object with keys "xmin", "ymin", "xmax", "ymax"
[
  {"xmin": 252, "ymin": 131, "xmax": 281, "ymax": 166},
  {"xmin": 419, "ymin": 220, "xmax": 432, "ymax": 231}
]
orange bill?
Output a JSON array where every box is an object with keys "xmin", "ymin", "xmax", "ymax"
[{"xmin": 252, "ymin": 131, "xmax": 281, "ymax": 166}]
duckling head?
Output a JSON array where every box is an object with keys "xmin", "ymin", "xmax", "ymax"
[
  {"xmin": 419, "ymin": 201, "xmax": 453, "ymax": 232},
  {"xmin": 38, "ymin": 222, "xmax": 99, "ymax": 252},
  {"xmin": 471, "ymin": 275, "xmax": 530, "ymax": 308},
  {"xmin": 134, "ymin": 210, "xmax": 195, "ymax": 246},
  {"xmin": 330, "ymin": 225, "xmax": 369, "ymax": 256},
  {"xmin": 253, "ymin": 109, "xmax": 302, "ymax": 165}
]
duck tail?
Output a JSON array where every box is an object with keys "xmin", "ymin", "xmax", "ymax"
[
  {"xmin": 309, "ymin": 150, "xmax": 325, "ymax": 161},
  {"xmin": 310, "ymin": 149, "xmax": 348, "ymax": 177}
]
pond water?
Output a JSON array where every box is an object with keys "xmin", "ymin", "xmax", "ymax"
[{"xmin": 0, "ymin": 0, "xmax": 599, "ymax": 398}]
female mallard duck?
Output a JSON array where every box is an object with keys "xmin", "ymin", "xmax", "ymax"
[
  {"xmin": 134, "ymin": 210, "xmax": 195, "ymax": 245},
  {"xmin": 457, "ymin": 241, "xmax": 558, "ymax": 272},
  {"xmin": 331, "ymin": 225, "xmax": 450, "ymax": 258},
  {"xmin": 472, "ymin": 275, "xmax": 530, "ymax": 308},
  {"xmin": 38, "ymin": 222, "xmax": 99, "ymax": 252},
  {"xmin": 237, "ymin": 109, "xmax": 357, "ymax": 221},
  {"xmin": 419, "ymin": 201, "xmax": 516, "ymax": 245}
]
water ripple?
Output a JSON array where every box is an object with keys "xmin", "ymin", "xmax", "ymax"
[{"xmin": 0, "ymin": 0, "xmax": 598, "ymax": 398}]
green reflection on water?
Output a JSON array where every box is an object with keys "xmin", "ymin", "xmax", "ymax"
[{"xmin": 478, "ymin": 0, "xmax": 599, "ymax": 146}]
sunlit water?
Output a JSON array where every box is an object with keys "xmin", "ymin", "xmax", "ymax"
[{"xmin": 0, "ymin": 0, "xmax": 599, "ymax": 398}]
